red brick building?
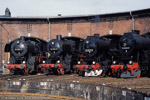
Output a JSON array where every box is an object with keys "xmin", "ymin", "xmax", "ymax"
[{"xmin": 0, "ymin": 8, "xmax": 150, "ymax": 67}]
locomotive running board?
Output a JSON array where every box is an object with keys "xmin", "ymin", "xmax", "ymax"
[{"xmin": 120, "ymin": 70, "xmax": 141, "ymax": 78}]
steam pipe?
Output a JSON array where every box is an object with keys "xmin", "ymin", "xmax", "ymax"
[
  {"xmin": 47, "ymin": 18, "xmax": 51, "ymax": 40},
  {"xmin": 130, "ymin": 11, "xmax": 135, "ymax": 31}
]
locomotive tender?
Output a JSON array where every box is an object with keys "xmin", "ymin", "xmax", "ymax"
[{"xmin": 4, "ymin": 36, "xmax": 47, "ymax": 75}]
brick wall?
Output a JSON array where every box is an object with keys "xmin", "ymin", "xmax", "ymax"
[{"xmin": 51, "ymin": 17, "xmax": 150, "ymax": 38}]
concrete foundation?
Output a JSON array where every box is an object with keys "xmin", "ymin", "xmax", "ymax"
[{"xmin": 0, "ymin": 80, "xmax": 149, "ymax": 100}]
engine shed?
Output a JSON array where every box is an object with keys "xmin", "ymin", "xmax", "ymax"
[{"xmin": 0, "ymin": 8, "xmax": 150, "ymax": 70}]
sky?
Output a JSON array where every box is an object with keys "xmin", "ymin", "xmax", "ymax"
[{"xmin": 0, "ymin": 0, "xmax": 150, "ymax": 17}]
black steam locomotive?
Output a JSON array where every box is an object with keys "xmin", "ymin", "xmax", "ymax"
[
  {"xmin": 107, "ymin": 31, "xmax": 150, "ymax": 78},
  {"xmin": 39, "ymin": 35, "xmax": 84, "ymax": 75},
  {"xmin": 4, "ymin": 36, "xmax": 47, "ymax": 75},
  {"xmin": 74, "ymin": 34, "xmax": 110, "ymax": 76},
  {"xmin": 100, "ymin": 34, "xmax": 122, "ymax": 76}
]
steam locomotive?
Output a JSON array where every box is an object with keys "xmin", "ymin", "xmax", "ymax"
[
  {"xmin": 108, "ymin": 31, "xmax": 150, "ymax": 78},
  {"xmin": 73, "ymin": 34, "xmax": 110, "ymax": 76},
  {"xmin": 100, "ymin": 34, "xmax": 122, "ymax": 77},
  {"xmin": 4, "ymin": 36, "xmax": 47, "ymax": 75},
  {"xmin": 3, "ymin": 31, "xmax": 150, "ymax": 78},
  {"xmin": 39, "ymin": 35, "xmax": 84, "ymax": 75}
]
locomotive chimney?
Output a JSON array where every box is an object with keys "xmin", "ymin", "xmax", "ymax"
[
  {"xmin": 94, "ymin": 33, "xmax": 99, "ymax": 37},
  {"xmin": 132, "ymin": 30, "xmax": 140, "ymax": 35},
  {"xmin": 20, "ymin": 36, "xmax": 25, "ymax": 41},
  {"xmin": 56, "ymin": 35, "xmax": 62, "ymax": 40}
]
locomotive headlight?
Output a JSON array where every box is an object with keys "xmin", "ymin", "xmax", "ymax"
[
  {"xmin": 57, "ymin": 60, "xmax": 60, "ymax": 64},
  {"xmin": 78, "ymin": 61, "xmax": 81, "ymax": 64},
  {"xmin": 17, "ymin": 41, "xmax": 20, "ymax": 44},
  {"xmin": 42, "ymin": 61, "xmax": 45, "ymax": 64},
  {"xmin": 86, "ymin": 41, "xmax": 89, "ymax": 44},
  {"xmin": 23, "ymin": 61, "xmax": 26, "ymax": 64},
  {"xmin": 92, "ymin": 61, "xmax": 96, "ymax": 65},
  {"xmin": 113, "ymin": 61, "xmax": 116, "ymax": 65},
  {"xmin": 7, "ymin": 61, "xmax": 10, "ymax": 64},
  {"xmin": 129, "ymin": 61, "xmax": 133, "ymax": 65}
]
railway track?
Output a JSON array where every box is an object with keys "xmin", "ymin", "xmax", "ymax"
[
  {"xmin": 0, "ymin": 73, "xmax": 76, "ymax": 81},
  {"xmin": 0, "ymin": 74, "xmax": 47, "ymax": 81},
  {"xmin": 0, "ymin": 74, "xmax": 21, "ymax": 80}
]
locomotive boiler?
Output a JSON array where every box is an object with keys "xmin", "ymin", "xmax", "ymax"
[
  {"xmin": 73, "ymin": 34, "xmax": 110, "ymax": 77},
  {"xmin": 39, "ymin": 35, "xmax": 84, "ymax": 75},
  {"xmin": 4, "ymin": 36, "xmax": 47, "ymax": 75}
]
